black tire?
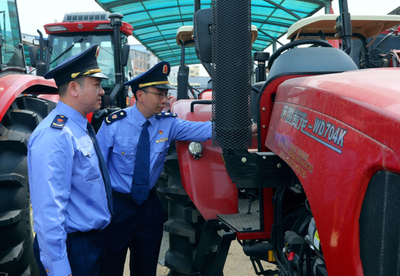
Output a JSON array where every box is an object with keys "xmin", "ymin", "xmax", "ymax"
[
  {"xmin": 0, "ymin": 96, "xmax": 56, "ymax": 276},
  {"xmin": 158, "ymin": 144, "xmax": 223, "ymax": 276}
]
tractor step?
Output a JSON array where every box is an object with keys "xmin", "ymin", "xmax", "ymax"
[{"xmin": 217, "ymin": 199, "xmax": 260, "ymax": 232}]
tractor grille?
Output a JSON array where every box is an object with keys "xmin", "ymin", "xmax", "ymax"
[
  {"xmin": 211, "ymin": 0, "xmax": 252, "ymax": 149},
  {"xmin": 359, "ymin": 171, "xmax": 400, "ymax": 275}
]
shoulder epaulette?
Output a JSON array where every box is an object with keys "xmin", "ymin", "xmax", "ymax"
[
  {"xmin": 105, "ymin": 110, "xmax": 127, "ymax": 125},
  {"xmin": 50, "ymin": 115, "xmax": 68, "ymax": 129},
  {"xmin": 155, "ymin": 112, "xmax": 178, "ymax": 118}
]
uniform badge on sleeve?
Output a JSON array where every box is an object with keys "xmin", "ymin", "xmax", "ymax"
[
  {"xmin": 50, "ymin": 115, "xmax": 68, "ymax": 129},
  {"xmin": 105, "ymin": 110, "xmax": 127, "ymax": 125}
]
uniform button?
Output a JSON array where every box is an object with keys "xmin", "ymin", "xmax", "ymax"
[
  {"xmin": 46, "ymin": 269, "xmax": 49, "ymax": 273},
  {"xmin": 122, "ymin": 152, "xmax": 125, "ymax": 155}
]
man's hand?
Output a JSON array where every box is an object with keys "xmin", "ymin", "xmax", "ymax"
[{"xmin": 251, "ymin": 124, "xmax": 258, "ymax": 138}]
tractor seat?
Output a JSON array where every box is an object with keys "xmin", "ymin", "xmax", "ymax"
[{"xmin": 268, "ymin": 47, "xmax": 358, "ymax": 79}]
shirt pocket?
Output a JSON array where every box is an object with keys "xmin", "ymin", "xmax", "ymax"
[
  {"xmin": 77, "ymin": 146, "xmax": 102, "ymax": 182},
  {"xmin": 112, "ymin": 145, "xmax": 135, "ymax": 174},
  {"xmin": 153, "ymin": 141, "xmax": 170, "ymax": 168}
]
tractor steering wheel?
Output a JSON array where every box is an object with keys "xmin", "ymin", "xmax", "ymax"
[{"xmin": 267, "ymin": 39, "xmax": 333, "ymax": 70}]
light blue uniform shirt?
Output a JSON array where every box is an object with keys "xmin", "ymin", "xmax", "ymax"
[
  {"xmin": 28, "ymin": 101, "xmax": 111, "ymax": 276},
  {"xmin": 96, "ymin": 104, "xmax": 212, "ymax": 193}
]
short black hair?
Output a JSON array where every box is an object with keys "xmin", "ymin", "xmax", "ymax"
[{"xmin": 58, "ymin": 76, "xmax": 86, "ymax": 96}]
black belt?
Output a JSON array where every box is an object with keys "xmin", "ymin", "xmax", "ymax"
[
  {"xmin": 112, "ymin": 187, "xmax": 156, "ymax": 200},
  {"xmin": 67, "ymin": 229, "xmax": 101, "ymax": 238}
]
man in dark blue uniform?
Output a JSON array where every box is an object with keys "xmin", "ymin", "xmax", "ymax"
[
  {"xmin": 28, "ymin": 44, "xmax": 113, "ymax": 276},
  {"xmin": 96, "ymin": 61, "xmax": 212, "ymax": 275}
]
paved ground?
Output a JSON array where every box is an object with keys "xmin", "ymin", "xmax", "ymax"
[{"xmin": 123, "ymin": 231, "xmax": 277, "ymax": 276}]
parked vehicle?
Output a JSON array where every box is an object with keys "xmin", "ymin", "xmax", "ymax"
[
  {"xmin": 29, "ymin": 11, "xmax": 134, "ymax": 130},
  {"xmin": 0, "ymin": 0, "xmax": 57, "ymax": 275},
  {"xmin": 155, "ymin": 1, "xmax": 400, "ymax": 275}
]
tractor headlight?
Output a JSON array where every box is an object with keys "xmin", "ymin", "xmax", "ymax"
[
  {"xmin": 188, "ymin": 142, "xmax": 203, "ymax": 160},
  {"xmin": 45, "ymin": 25, "xmax": 69, "ymax": 32}
]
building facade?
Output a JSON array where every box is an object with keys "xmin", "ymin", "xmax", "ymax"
[
  {"xmin": 169, "ymin": 65, "xmax": 210, "ymax": 89},
  {"xmin": 129, "ymin": 44, "xmax": 159, "ymax": 77}
]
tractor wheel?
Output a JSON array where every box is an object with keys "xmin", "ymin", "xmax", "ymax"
[
  {"xmin": 158, "ymin": 144, "xmax": 224, "ymax": 276},
  {"xmin": 0, "ymin": 96, "xmax": 56, "ymax": 276}
]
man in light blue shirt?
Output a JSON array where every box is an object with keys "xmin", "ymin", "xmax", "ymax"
[
  {"xmin": 28, "ymin": 44, "xmax": 112, "ymax": 276},
  {"xmin": 97, "ymin": 61, "xmax": 212, "ymax": 276}
]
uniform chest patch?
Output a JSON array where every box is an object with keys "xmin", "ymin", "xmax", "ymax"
[{"xmin": 156, "ymin": 137, "xmax": 169, "ymax": 143}]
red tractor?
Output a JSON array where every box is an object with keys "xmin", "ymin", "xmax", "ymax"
[
  {"xmin": 152, "ymin": 0, "xmax": 400, "ymax": 275},
  {"xmin": 29, "ymin": 11, "xmax": 134, "ymax": 130},
  {"xmin": 0, "ymin": 1, "xmax": 57, "ymax": 275},
  {"xmin": 0, "ymin": 7, "xmax": 134, "ymax": 276}
]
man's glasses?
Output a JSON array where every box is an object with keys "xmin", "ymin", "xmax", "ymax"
[{"xmin": 142, "ymin": 89, "xmax": 170, "ymax": 99}]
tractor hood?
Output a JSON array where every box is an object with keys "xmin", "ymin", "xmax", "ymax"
[{"xmin": 272, "ymin": 68, "xmax": 400, "ymax": 156}]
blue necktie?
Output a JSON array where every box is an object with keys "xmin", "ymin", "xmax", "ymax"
[
  {"xmin": 131, "ymin": 120, "xmax": 150, "ymax": 205},
  {"xmin": 87, "ymin": 122, "xmax": 114, "ymax": 215}
]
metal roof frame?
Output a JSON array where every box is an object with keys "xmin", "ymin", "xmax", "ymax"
[{"xmin": 95, "ymin": 0, "xmax": 328, "ymax": 66}]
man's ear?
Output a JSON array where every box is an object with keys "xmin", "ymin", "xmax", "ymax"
[
  {"xmin": 136, "ymin": 90, "xmax": 144, "ymax": 102},
  {"xmin": 68, "ymin": 81, "xmax": 79, "ymax": 98}
]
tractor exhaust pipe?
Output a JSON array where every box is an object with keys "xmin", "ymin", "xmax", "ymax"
[
  {"xmin": 211, "ymin": 0, "xmax": 252, "ymax": 150},
  {"xmin": 109, "ymin": 13, "xmax": 125, "ymax": 108}
]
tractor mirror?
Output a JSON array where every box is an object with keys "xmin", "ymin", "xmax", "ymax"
[
  {"xmin": 193, "ymin": 8, "xmax": 212, "ymax": 64},
  {"xmin": 121, "ymin": 44, "xmax": 130, "ymax": 67},
  {"xmin": 28, "ymin": 45, "xmax": 38, "ymax": 67}
]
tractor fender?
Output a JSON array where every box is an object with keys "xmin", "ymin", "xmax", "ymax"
[
  {"xmin": 0, "ymin": 74, "xmax": 57, "ymax": 121},
  {"xmin": 171, "ymin": 99, "xmax": 238, "ymax": 220}
]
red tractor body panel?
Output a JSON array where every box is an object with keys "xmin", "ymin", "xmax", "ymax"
[
  {"xmin": 173, "ymin": 100, "xmax": 261, "ymax": 221},
  {"xmin": 259, "ymin": 75, "xmax": 309, "ymax": 152},
  {"xmin": 172, "ymin": 100, "xmax": 272, "ymax": 239},
  {"xmin": 0, "ymin": 75, "xmax": 57, "ymax": 121},
  {"xmin": 265, "ymin": 68, "xmax": 400, "ymax": 275},
  {"xmin": 172, "ymin": 100, "xmax": 238, "ymax": 220},
  {"xmin": 44, "ymin": 21, "xmax": 133, "ymax": 36},
  {"xmin": 270, "ymin": 68, "xmax": 400, "ymax": 157}
]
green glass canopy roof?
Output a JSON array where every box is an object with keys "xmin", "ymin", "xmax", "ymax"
[{"xmin": 95, "ymin": 0, "xmax": 327, "ymax": 66}]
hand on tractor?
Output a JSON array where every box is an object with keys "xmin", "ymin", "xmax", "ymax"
[{"xmin": 252, "ymin": 124, "xmax": 257, "ymax": 138}]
